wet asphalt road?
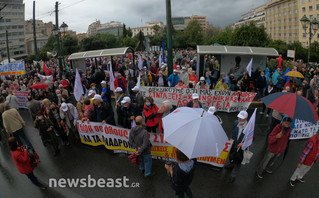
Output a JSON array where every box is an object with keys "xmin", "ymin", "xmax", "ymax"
[{"xmin": 0, "ymin": 107, "xmax": 318, "ymax": 198}]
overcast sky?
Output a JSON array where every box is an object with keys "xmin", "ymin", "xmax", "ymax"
[{"xmin": 24, "ymin": 0, "xmax": 269, "ymax": 34}]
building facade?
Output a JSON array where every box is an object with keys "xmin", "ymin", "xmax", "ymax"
[
  {"xmin": 172, "ymin": 17, "xmax": 191, "ymax": 30},
  {"xmin": 191, "ymin": 15, "xmax": 208, "ymax": 30},
  {"xmin": 265, "ymin": 0, "xmax": 318, "ymax": 46},
  {"xmin": 234, "ymin": 4, "xmax": 267, "ymax": 28},
  {"xmin": 96, "ymin": 21, "xmax": 123, "ymax": 37},
  {"xmin": 131, "ymin": 21, "xmax": 164, "ymax": 37},
  {"xmin": 0, "ymin": 0, "xmax": 26, "ymax": 60},
  {"xmin": 25, "ymin": 19, "xmax": 53, "ymax": 55},
  {"xmin": 87, "ymin": 20, "xmax": 101, "ymax": 36}
]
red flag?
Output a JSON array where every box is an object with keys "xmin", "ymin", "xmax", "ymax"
[{"xmin": 43, "ymin": 63, "xmax": 53, "ymax": 75}]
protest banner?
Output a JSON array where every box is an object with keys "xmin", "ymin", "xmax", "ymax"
[
  {"xmin": 14, "ymin": 91, "xmax": 30, "ymax": 109},
  {"xmin": 0, "ymin": 61, "xmax": 25, "ymax": 75},
  {"xmin": 140, "ymin": 86, "xmax": 256, "ymax": 112},
  {"xmin": 77, "ymin": 121, "xmax": 233, "ymax": 168},
  {"xmin": 290, "ymin": 119, "xmax": 319, "ymax": 139}
]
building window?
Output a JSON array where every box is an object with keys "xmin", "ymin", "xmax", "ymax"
[
  {"xmin": 289, "ymin": 18, "xmax": 292, "ymax": 22},
  {"xmin": 310, "ymin": 15, "xmax": 314, "ymax": 20},
  {"xmin": 303, "ymin": 33, "xmax": 306, "ymax": 38},
  {"xmin": 317, "ymin": 14, "xmax": 319, "ymax": 19},
  {"xmin": 302, "ymin": 0, "xmax": 305, "ymax": 3},
  {"xmin": 317, "ymin": 34, "xmax": 319, "ymax": 39},
  {"xmin": 289, "ymin": 33, "xmax": 292, "ymax": 37},
  {"xmin": 279, "ymin": 33, "xmax": 281, "ymax": 36},
  {"xmin": 317, "ymin": 4, "xmax": 319, "ymax": 10},
  {"xmin": 302, "ymin": 7, "xmax": 306, "ymax": 12},
  {"xmin": 309, "ymin": 0, "xmax": 312, "ymax": 2},
  {"xmin": 295, "ymin": 10, "xmax": 298, "ymax": 13},
  {"xmin": 309, "ymin": 6, "xmax": 313, "ymax": 11}
]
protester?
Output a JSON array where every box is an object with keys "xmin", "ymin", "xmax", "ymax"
[
  {"xmin": 87, "ymin": 94, "xmax": 115, "ymax": 125},
  {"xmin": 143, "ymin": 97, "xmax": 159, "ymax": 132},
  {"xmin": 2, "ymin": 102, "xmax": 35, "ymax": 152},
  {"xmin": 189, "ymin": 71, "xmax": 197, "ymax": 88},
  {"xmin": 129, "ymin": 116, "xmax": 154, "ymax": 177},
  {"xmin": 120, "ymin": 96, "xmax": 141, "ymax": 129},
  {"xmin": 6, "ymin": 90, "xmax": 19, "ymax": 109},
  {"xmin": 34, "ymin": 113, "xmax": 60, "ymax": 156},
  {"xmin": 114, "ymin": 73, "xmax": 127, "ymax": 92},
  {"xmin": 257, "ymin": 117, "xmax": 292, "ymax": 179},
  {"xmin": 131, "ymin": 86, "xmax": 144, "ymax": 114},
  {"xmin": 175, "ymin": 80, "xmax": 188, "ymax": 89},
  {"xmin": 155, "ymin": 71, "xmax": 168, "ymax": 87},
  {"xmin": 27, "ymin": 95, "xmax": 41, "ymax": 121},
  {"xmin": 157, "ymin": 100, "xmax": 173, "ymax": 133},
  {"xmin": 60, "ymin": 102, "xmax": 79, "ymax": 142},
  {"xmin": 186, "ymin": 93, "xmax": 202, "ymax": 108},
  {"xmin": 165, "ymin": 149, "xmax": 196, "ymax": 198},
  {"xmin": 115, "ymin": 87, "xmax": 126, "ymax": 126},
  {"xmin": 260, "ymin": 82, "xmax": 275, "ymax": 116},
  {"xmin": 215, "ymin": 78, "xmax": 229, "ymax": 90},
  {"xmin": 225, "ymin": 111, "xmax": 248, "ymax": 183},
  {"xmin": 289, "ymin": 132, "xmax": 319, "ymax": 187},
  {"xmin": 179, "ymin": 67, "xmax": 189, "ymax": 87},
  {"xmin": 8, "ymin": 137, "xmax": 46, "ymax": 190},
  {"xmin": 168, "ymin": 70, "xmax": 180, "ymax": 87}
]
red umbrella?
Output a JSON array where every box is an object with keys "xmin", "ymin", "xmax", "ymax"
[{"xmin": 31, "ymin": 82, "xmax": 49, "ymax": 90}]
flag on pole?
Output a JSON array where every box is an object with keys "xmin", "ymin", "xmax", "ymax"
[
  {"xmin": 43, "ymin": 63, "xmax": 53, "ymax": 76},
  {"xmin": 137, "ymin": 73, "xmax": 141, "ymax": 90},
  {"xmin": 159, "ymin": 54, "xmax": 162, "ymax": 66},
  {"xmin": 246, "ymin": 58, "xmax": 253, "ymax": 77},
  {"xmin": 162, "ymin": 41, "xmax": 166, "ymax": 63},
  {"xmin": 138, "ymin": 55, "xmax": 143, "ymax": 70},
  {"xmin": 242, "ymin": 108, "xmax": 257, "ymax": 150},
  {"xmin": 74, "ymin": 69, "xmax": 84, "ymax": 102},
  {"xmin": 109, "ymin": 61, "xmax": 115, "ymax": 91}
]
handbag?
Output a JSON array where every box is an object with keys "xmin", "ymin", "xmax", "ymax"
[
  {"xmin": 128, "ymin": 153, "xmax": 141, "ymax": 166},
  {"xmin": 29, "ymin": 151, "xmax": 40, "ymax": 168},
  {"xmin": 241, "ymin": 148, "xmax": 254, "ymax": 165},
  {"xmin": 229, "ymin": 148, "xmax": 244, "ymax": 164}
]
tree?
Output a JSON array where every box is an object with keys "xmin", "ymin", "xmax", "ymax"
[
  {"xmin": 42, "ymin": 34, "xmax": 57, "ymax": 52},
  {"xmin": 135, "ymin": 30, "xmax": 146, "ymax": 51},
  {"xmin": 204, "ymin": 24, "xmax": 222, "ymax": 44},
  {"xmin": 61, "ymin": 35, "xmax": 79, "ymax": 55},
  {"xmin": 230, "ymin": 22, "xmax": 270, "ymax": 47},
  {"xmin": 121, "ymin": 37, "xmax": 138, "ymax": 48},
  {"xmin": 123, "ymin": 24, "xmax": 127, "ymax": 38},
  {"xmin": 184, "ymin": 20, "xmax": 203, "ymax": 48},
  {"xmin": 288, "ymin": 41, "xmax": 307, "ymax": 61},
  {"xmin": 267, "ymin": 40, "xmax": 288, "ymax": 57},
  {"xmin": 310, "ymin": 41, "xmax": 319, "ymax": 62},
  {"xmin": 152, "ymin": 24, "xmax": 161, "ymax": 35},
  {"xmin": 127, "ymin": 27, "xmax": 133, "ymax": 38},
  {"xmin": 208, "ymin": 26, "xmax": 233, "ymax": 45}
]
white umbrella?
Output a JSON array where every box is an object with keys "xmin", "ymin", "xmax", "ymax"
[{"xmin": 163, "ymin": 107, "xmax": 228, "ymax": 159}]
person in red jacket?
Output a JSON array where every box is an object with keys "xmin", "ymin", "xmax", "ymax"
[
  {"xmin": 289, "ymin": 132, "xmax": 319, "ymax": 187},
  {"xmin": 143, "ymin": 97, "xmax": 159, "ymax": 132},
  {"xmin": 257, "ymin": 117, "xmax": 292, "ymax": 179},
  {"xmin": 114, "ymin": 73, "xmax": 127, "ymax": 91},
  {"xmin": 9, "ymin": 137, "xmax": 46, "ymax": 190}
]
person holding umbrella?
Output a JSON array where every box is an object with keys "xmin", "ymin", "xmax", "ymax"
[
  {"xmin": 257, "ymin": 117, "xmax": 292, "ymax": 179},
  {"xmin": 165, "ymin": 149, "xmax": 196, "ymax": 198},
  {"xmin": 225, "ymin": 111, "xmax": 248, "ymax": 183}
]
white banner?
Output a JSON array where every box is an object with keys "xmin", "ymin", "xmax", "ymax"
[
  {"xmin": 290, "ymin": 119, "xmax": 319, "ymax": 139},
  {"xmin": 77, "ymin": 121, "xmax": 233, "ymax": 168},
  {"xmin": 287, "ymin": 50, "xmax": 295, "ymax": 58},
  {"xmin": 14, "ymin": 91, "xmax": 30, "ymax": 109},
  {"xmin": 140, "ymin": 86, "xmax": 256, "ymax": 112}
]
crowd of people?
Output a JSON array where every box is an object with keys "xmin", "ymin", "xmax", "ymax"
[{"xmin": 0, "ymin": 50, "xmax": 319, "ymax": 196}]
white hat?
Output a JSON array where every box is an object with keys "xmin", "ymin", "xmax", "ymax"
[
  {"xmin": 237, "ymin": 111, "xmax": 248, "ymax": 119},
  {"xmin": 200, "ymin": 76, "xmax": 205, "ymax": 81},
  {"xmin": 132, "ymin": 86, "xmax": 140, "ymax": 91},
  {"xmin": 61, "ymin": 103, "xmax": 68, "ymax": 112},
  {"xmin": 182, "ymin": 67, "xmax": 186, "ymax": 70},
  {"xmin": 177, "ymin": 65, "xmax": 180, "ymax": 68},
  {"xmin": 92, "ymin": 94, "xmax": 102, "ymax": 101},
  {"xmin": 173, "ymin": 69, "xmax": 178, "ymax": 73},
  {"xmin": 161, "ymin": 65, "xmax": 166, "ymax": 69},
  {"xmin": 114, "ymin": 87, "xmax": 123, "ymax": 93},
  {"xmin": 192, "ymin": 93, "xmax": 199, "ymax": 99},
  {"xmin": 88, "ymin": 90, "xmax": 96, "ymax": 96},
  {"xmin": 121, "ymin": 96, "xmax": 131, "ymax": 104},
  {"xmin": 101, "ymin": 80, "xmax": 106, "ymax": 84},
  {"xmin": 208, "ymin": 106, "xmax": 216, "ymax": 114}
]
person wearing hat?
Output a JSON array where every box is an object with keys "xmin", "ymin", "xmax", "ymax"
[
  {"xmin": 88, "ymin": 90, "xmax": 96, "ymax": 104},
  {"xmin": 167, "ymin": 70, "xmax": 179, "ymax": 87},
  {"xmin": 87, "ymin": 94, "xmax": 115, "ymax": 125},
  {"xmin": 131, "ymin": 86, "xmax": 144, "ymax": 114},
  {"xmin": 115, "ymin": 87, "xmax": 126, "ymax": 126},
  {"xmin": 100, "ymin": 81, "xmax": 108, "ymax": 102},
  {"xmin": 155, "ymin": 71, "xmax": 168, "ymax": 87},
  {"xmin": 186, "ymin": 93, "xmax": 202, "ymax": 108},
  {"xmin": 60, "ymin": 102, "xmax": 79, "ymax": 142},
  {"xmin": 195, "ymin": 77, "xmax": 209, "ymax": 90},
  {"xmin": 257, "ymin": 117, "xmax": 292, "ymax": 179},
  {"xmin": 207, "ymin": 106, "xmax": 222, "ymax": 124},
  {"xmin": 179, "ymin": 67, "xmax": 189, "ymax": 87},
  {"xmin": 120, "ymin": 96, "xmax": 141, "ymax": 129},
  {"xmin": 162, "ymin": 64, "xmax": 168, "ymax": 78},
  {"xmin": 225, "ymin": 110, "xmax": 248, "ymax": 183}
]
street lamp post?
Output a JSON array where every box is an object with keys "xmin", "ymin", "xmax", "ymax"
[
  {"xmin": 52, "ymin": 27, "xmax": 62, "ymax": 73},
  {"xmin": 300, "ymin": 15, "xmax": 319, "ymax": 66},
  {"xmin": 59, "ymin": 22, "xmax": 68, "ymax": 68}
]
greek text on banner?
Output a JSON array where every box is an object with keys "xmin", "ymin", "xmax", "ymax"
[
  {"xmin": 140, "ymin": 86, "xmax": 256, "ymax": 112},
  {"xmin": 0, "ymin": 61, "xmax": 25, "ymax": 75},
  {"xmin": 77, "ymin": 121, "xmax": 233, "ymax": 168}
]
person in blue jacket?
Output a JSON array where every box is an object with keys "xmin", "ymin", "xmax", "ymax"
[{"xmin": 168, "ymin": 69, "xmax": 180, "ymax": 87}]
